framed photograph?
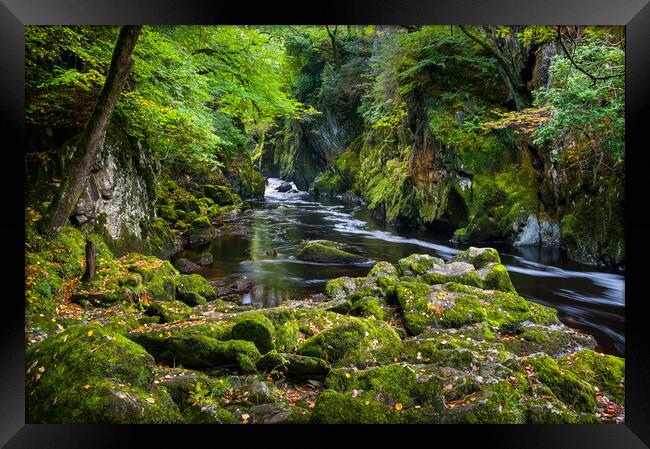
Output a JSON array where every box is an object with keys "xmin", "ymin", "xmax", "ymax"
[{"xmin": 3, "ymin": 0, "xmax": 649, "ymax": 446}]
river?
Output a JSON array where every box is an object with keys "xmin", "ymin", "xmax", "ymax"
[{"xmin": 174, "ymin": 178, "xmax": 625, "ymax": 357}]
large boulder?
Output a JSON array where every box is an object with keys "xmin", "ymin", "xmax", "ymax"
[
  {"xmin": 231, "ymin": 313, "xmax": 276, "ymax": 354},
  {"xmin": 295, "ymin": 240, "xmax": 369, "ymax": 264},
  {"xmin": 173, "ymin": 258, "xmax": 200, "ymax": 274},
  {"xmin": 175, "ymin": 274, "xmax": 217, "ymax": 305},
  {"xmin": 257, "ymin": 352, "xmax": 330, "ymax": 380},
  {"xmin": 275, "ymin": 182, "xmax": 293, "ymax": 193},
  {"xmin": 26, "ymin": 324, "xmax": 182, "ymax": 423}
]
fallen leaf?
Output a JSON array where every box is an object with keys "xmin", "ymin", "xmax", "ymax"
[{"xmin": 241, "ymin": 413, "xmax": 250, "ymax": 424}]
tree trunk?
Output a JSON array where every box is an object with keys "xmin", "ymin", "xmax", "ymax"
[
  {"xmin": 81, "ymin": 238, "xmax": 96, "ymax": 282},
  {"xmin": 458, "ymin": 25, "xmax": 528, "ymax": 110},
  {"xmin": 325, "ymin": 25, "xmax": 341, "ymax": 70},
  {"xmin": 47, "ymin": 25, "xmax": 142, "ymax": 237}
]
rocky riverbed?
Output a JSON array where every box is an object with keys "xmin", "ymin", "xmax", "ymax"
[{"xmin": 25, "ymin": 244, "xmax": 624, "ymax": 424}]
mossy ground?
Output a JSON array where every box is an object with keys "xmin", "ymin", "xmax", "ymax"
[{"xmin": 25, "ymin": 242, "xmax": 623, "ymax": 424}]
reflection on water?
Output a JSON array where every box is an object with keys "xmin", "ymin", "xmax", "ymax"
[{"xmin": 174, "ymin": 178, "xmax": 625, "ymax": 357}]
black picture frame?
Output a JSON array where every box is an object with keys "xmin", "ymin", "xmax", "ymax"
[{"xmin": 2, "ymin": 0, "xmax": 649, "ymax": 447}]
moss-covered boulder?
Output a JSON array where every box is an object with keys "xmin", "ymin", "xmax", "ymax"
[
  {"xmin": 127, "ymin": 321, "xmax": 232, "ymax": 359},
  {"xmin": 295, "ymin": 240, "xmax": 369, "ymax": 264},
  {"xmin": 395, "ymin": 281, "xmax": 557, "ymax": 335},
  {"xmin": 297, "ymin": 319, "xmax": 401, "ymax": 363},
  {"xmin": 156, "ymin": 369, "xmax": 214, "ymax": 411},
  {"xmin": 310, "ymin": 389, "xmax": 404, "ymax": 424},
  {"xmin": 161, "ymin": 335, "xmax": 261, "ymax": 371},
  {"xmin": 175, "ymin": 274, "xmax": 216, "ymax": 305},
  {"xmin": 204, "ymin": 184, "xmax": 238, "ymax": 205},
  {"xmin": 398, "ymin": 254, "xmax": 445, "ymax": 276},
  {"xmin": 183, "ymin": 402, "xmax": 239, "ymax": 424},
  {"xmin": 451, "ymin": 247, "xmax": 501, "ymax": 269},
  {"xmin": 396, "ymin": 250, "xmax": 515, "ymax": 294},
  {"xmin": 257, "ymin": 352, "xmax": 330, "ymax": 379},
  {"xmin": 231, "ymin": 313, "xmax": 276, "ymax": 354},
  {"xmin": 274, "ymin": 320, "xmax": 301, "ymax": 353},
  {"xmin": 560, "ymin": 349, "xmax": 625, "ymax": 404},
  {"xmin": 326, "ymin": 363, "xmax": 443, "ymax": 407},
  {"xmin": 26, "ymin": 324, "xmax": 182, "ymax": 423},
  {"xmin": 146, "ymin": 300, "xmax": 192, "ymax": 323},
  {"xmin": 324, "ymin": 276, "xmax": 360, "ymax": 300},
  {"xmin": 191, "ymin": 216, "xmax": 212, "ymax": 229},
  {"xmin": 525, "ymin": 354, "xmax": 597, "ymax": 412}
]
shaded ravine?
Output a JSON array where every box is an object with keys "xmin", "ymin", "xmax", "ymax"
[{"xmin": 175, "ymin": 178, "xmax": 625, "ymax": 357}]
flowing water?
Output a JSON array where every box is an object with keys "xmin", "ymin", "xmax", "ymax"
[{"xmin": 175, "ymin": 178, "xmax": 625, "ymax": 357}]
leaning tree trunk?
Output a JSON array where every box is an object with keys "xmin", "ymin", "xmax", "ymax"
[{"xmin": 47, "ymin": 25, "xmax": 142, "ymax": 237}]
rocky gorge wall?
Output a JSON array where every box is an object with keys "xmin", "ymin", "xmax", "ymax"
[{"xmin": 259, "ymin": 38, "xmax": 624, "ymax": 268}]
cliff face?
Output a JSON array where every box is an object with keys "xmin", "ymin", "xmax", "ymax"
[
  {"xmin": 260, "ymin": 37, "xmax": 624, "ymax": 267},
  {"xmin": 68, "ymin": 124, "xmax": 157, "ymax": 243}
]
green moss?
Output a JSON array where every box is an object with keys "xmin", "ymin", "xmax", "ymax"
[
  {"xmin": 451, "ymin": 247, "xmax": 501, "ymax": 269},
  {"xmin": 297, "ymin": 318, "xmax": 400, "ymax": 363},
  {"xmin": 561, "ymin": 349, "xmax": 625, "ymax": 404},
  {"xmin": 203, "ymin": 184, "xmax": 238, "ymax": 205},
  {"xmin": 274, "ymin": 320, "xmax": 300, "ymax": 353},
  {"xmin": 158, "ymin": 370, "xmax": 214, "ymax": 411},
  {"xmin": 162, "ymin": 335, "xmax": 261, "ymax": 370},
  {"xmin": 525, "ymin": 398, "xmax": 578, "ymax": 424},
  {"xmin": 395, "ymin": 281, "xmax": 557, "ymax": 335},
  {"xmin": 191, "ymin": 216, "xmax": 212, "ymax": 229},
  {"xmin": 127, "ymin": 322, "xmax": 231, "ymax": 359},
  {"xmin": 460, "ymin": 381, "xmax": 526, "ymax": 424},
  {"xmin": 146, "ymin": 300, "xmax": 192, "ymax": 323},
  {"xmin": 257, "ymin": 352, "xmax": 330, "ymax": 379},
  {"xmin": 175, "ymin": 274, "xmax": 216, "ymax": 305},
  {"xmin": 480, "ymin": 263, "xmax": 516, "ymax": 293},
  {"xmin": 26, "ymin": 324, "xmax": 177, "ymax": 423},
  {"xmin": 350, "ymin": 296, "xmax": 385, "ymax": 320},
  {"xmin": 183, "ymin": 401, "xmax": 239, "ymax": 424},
  {"xmin": 398, "ymin": 254, "xmax": 444, "ymax": 276},
  {"xmin": 327, "ymin": 364, "xmax": 442, "ymax": 406},
  {"xmin": 324, "ymin": 276, "xmax": 358, "ymax": 299},
  {"xmin": 310, "ymin": 389, "xmax": 404, "ymax": 424},
  {"xmin": 231, "ymin": 313, "xmax": 276, "ymax": 354},
  {"xmin": 559, "ymin": 186, "xmax": 624, "ymax": 266},
  {"xmin": 526, "ymin": 355, "xmax": 597, "ymax": 412},
  {"xmin": 295, "ymin": 240, "xmax": 368, "ymax": 264}
]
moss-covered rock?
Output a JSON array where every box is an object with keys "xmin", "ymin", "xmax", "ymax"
[
  {"xmin": 161, "ymin": 335, "xmax": 261, "ymax": 371},
  {"xmin": 26, "ymin": 324, "xmax": 181, "ymax": 423},
  {"xmin": 191, "ymin": 216, "xmax": 212, "ymax": 229},
  {"xmin": 155, "ymin": 369, "xmax": 217, "ymax": 411},
  {"xmin": 398, "ymin": 254, "xmax": 444, "ymax": 276},
  {"xmin": 295, "ymin": 240, "xmax": 369, "ymax": 264},
  {"xmin": 326, "ymin": 363, "xmax": 442, "ymax": 406},
  {"xmin": 183, "ymin": 402, "xmax": 239, "ymax": 424},
  {"xmin": 297, "ymin": 318, "xmax": 401, "ymax": 363},
  {"xmin": 231, "ymin": 313, "xmax": 276, "ymax": 354},
  {"xmin": 175, "ymin": 274, "xmax": 216, "ymax": 305},
  {"xmin": 451, "ymin": 247, "xmax": 501, "ymax": 269},
  {"xmin": 526, "ymin": 354, "xmax": 597, "ymax": 412},
  {"xmin": 204, "ymin": 184, "xmax": 238, "ymax": 206},
  {"xmin": 560, "ymin": 349, "xmax": 625, "ymax": 404},
  {"xmin": 257, "ymin": 352, "xmax": 330, "ymax": 379},
  {"xmin": 395, "ymin": 281, "xmax": 557, "ymax": 335},
  {"xmin": 146, "ymin": 300, "xmax": 192, "ymax": 323},
  {"xmin": 310, "ymin": 389, "xmax": 404, "ymax": 424},
  {"xmin": 324, "ymin": 276, "xmax": 360, "ymax": 300},
  {"xmin": 274, "ymin": 320, "xmax": 301, "ymax": 353}
]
